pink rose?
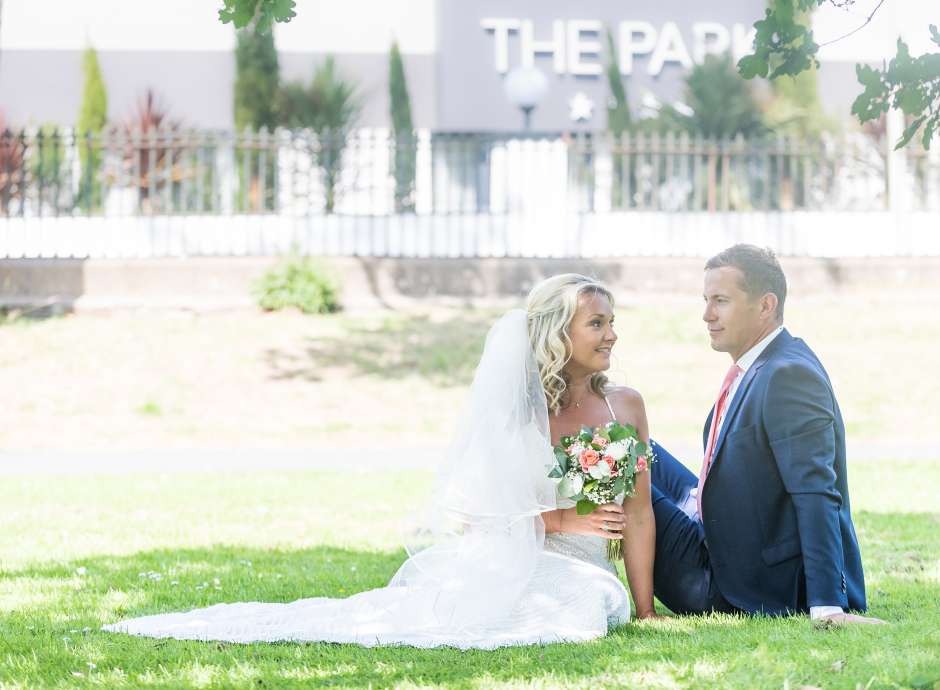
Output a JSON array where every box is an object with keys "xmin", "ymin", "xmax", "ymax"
[
  {"xmin": 603, "ymin": 454, "xmax": 618, "ymax": 476},
  {"xmin": 592, "ymin": 435, "xmax": 609, "ymax": 449},
  {"xmin": 579, "ymin": 448, "xmax": 600, "ymax": 471},
  {"xmin": 636, "ymin": 456, "xmax": 648, "ymax": 473}
]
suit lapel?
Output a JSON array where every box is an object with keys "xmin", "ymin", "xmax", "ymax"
[
  {"xmin": 702, "ymin": 408, "xmax": 714, "ymax": 453},
  {"xmin": 708, "ymin": 364, "xmax": 761, "ymax": 464},
  {"xmin": 707, "ymin": 329, "xmax": 792, "ymax": 470}
]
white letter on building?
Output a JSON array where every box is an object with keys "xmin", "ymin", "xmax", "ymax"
[
  {"xmin": 732, "ymin": 23, "xmax": 757, "ymax": 62},
  {"xmin": 481, "ymin": 18, "xmax": 522, "ymax": 74},
  {"xmin": 567, "ymin": 20, "xmax": 603, "ymax": 76},
  {"xmin": 648, "ymin": 21, "xmax": 693, "ymax": 75},
  {"xmin": 618, "ymin": 21, "xmax": 657, "ymax": 75},
  {"xmin": 521, "ymin": 19, "xmax": 566, "ymax": 73},
  {"xmin": 692, "ymin": 22, "xmax": 730, "ymax": 63}
]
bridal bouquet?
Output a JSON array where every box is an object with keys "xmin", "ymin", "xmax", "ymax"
[{"xmin": 548, "ymin": 421, "xmax": 654, "ymax": 561}]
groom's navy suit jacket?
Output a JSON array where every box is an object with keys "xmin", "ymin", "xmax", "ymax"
[{"xmin": 700, "ymin": 329, "xmax": 866, "ymax": 615}]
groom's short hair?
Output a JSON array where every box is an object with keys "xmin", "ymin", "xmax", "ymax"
[{"xmin": 705, "ymin": 244, "xmax": 787, "ymax": 321}]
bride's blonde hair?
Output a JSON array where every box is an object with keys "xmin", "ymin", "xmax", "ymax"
[{"xmin": 526, "ymin": 273, "xmax": 614, "ymax": 416}]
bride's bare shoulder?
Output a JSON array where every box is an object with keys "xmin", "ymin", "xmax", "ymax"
[
  {"xmin": 604, "ymin": 385, "xmax": 644, "ymax": 408},
  {"xmin": 604, "ymin": 386, "xmax": 648, "ymax": 429}
]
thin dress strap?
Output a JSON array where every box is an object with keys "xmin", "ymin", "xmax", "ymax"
[{"xmin": 603, "ymin": 395, "xmax": 617, "ymax": 422}]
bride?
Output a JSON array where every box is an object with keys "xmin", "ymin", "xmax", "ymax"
[{"xmin": 103, "ymin": 274, "xmax": 658, "ymax": 648}]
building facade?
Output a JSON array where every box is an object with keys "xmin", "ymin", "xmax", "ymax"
[{"xmin": 1, "ymin": 0, "xmax": 908, "ymax": 132}]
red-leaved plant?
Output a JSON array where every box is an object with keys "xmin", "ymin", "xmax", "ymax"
[
  {"xmin": 113, "ymin": 90, "xmax": 184, "ymax": 210},
  {"xmin": 0, "ymin": 111, "xmax": 26, "ymax": 215}
]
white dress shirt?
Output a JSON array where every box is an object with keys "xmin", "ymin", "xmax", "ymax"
[{"xmin": 701, "ymin": 326, "xmax": 842, "ymax": 620}]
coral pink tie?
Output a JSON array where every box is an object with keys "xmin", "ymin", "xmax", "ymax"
[{"xmin": 696, "ymin": 363, "xmax": 742, "ymax": 520}]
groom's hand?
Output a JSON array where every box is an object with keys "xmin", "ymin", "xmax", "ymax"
[
  {"xmin": 815, "ymin": 612, "xmax": 887, "ymax": 628},
  {"xmin": 562, "ymin": 503, "xmax": 624, "ymax": 540},
  {"xmin": 635, "ymin": 609, "xmax": 664, "ymax": 621}
]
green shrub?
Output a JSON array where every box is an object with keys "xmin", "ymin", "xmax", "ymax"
[{"xmin": 253, "ymin": 256, "xmax": 340, "ymax": 314}]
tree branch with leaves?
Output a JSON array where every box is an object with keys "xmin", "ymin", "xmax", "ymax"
[
  {"xmin": 218, "ymin": 0, "xmax": 296, "ymax": 34},
  {"xmin": 737, "ymin": 0, "xmax": 940, "ymax": 149}
]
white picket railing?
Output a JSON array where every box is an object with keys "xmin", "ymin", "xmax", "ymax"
[{"xmin": 1, "ymin": 127, "xmax": 938, "ymax": 258}]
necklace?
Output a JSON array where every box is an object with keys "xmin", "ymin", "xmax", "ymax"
[{"xmin": 567, "ymin": 382, "xmax": 591, "ymax": 410}]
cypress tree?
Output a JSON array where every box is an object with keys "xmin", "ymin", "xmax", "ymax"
[
  {"xmin": 234, "ymin": 27, "xmax": 279, "ymax": 131},
  {"xmin": 605, "ymin": 29, "xmax": 631, "ymax": 209},
  {"xmin": 605, "ymin": 29, "xmax": 631, "ymax": 137},
  {"xmin": 389, "ymin": 40, "xmax": 416, "ymax": 213},
  {"xmin": 77, "ymin": 46, "xmax": 107, "ymax": 210},
  {"xmin": 234, "ymin": 27, "xmax": 279, "ymax": 211}
]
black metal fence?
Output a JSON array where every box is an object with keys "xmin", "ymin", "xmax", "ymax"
[{"xmin": 1, "ymin": 127, "xmax": 937, "ymax": 218}]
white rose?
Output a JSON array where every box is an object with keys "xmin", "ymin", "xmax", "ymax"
[
  {"xmin": 588, "ymin": 461, "xmax": 611, "ymax": 480},
  {"xmin": 557, "ymin": 474, "xmax": 584, "ymax": 498},
  {"xmin": 605, "ymin": 440, "xmax": 628, "ymax": 461},
  {"xmin": 567, "ymin": 443, "xmax": 584, "ymax": 458}
]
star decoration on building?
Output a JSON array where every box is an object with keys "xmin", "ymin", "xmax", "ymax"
[{"xmin": 568, "ymin": 92, "xmax": 594, "ymax": 123}]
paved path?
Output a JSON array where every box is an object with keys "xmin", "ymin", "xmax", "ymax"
[
  {"xmin": 0, "ymin": 448, "xmax": 441, "ymax": 474},
  {"xmin": 1, "ymin": 441, "xmax": 935, "ymax": 475}
]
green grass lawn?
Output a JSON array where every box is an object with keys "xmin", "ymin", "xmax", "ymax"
[
  {"xmin": 2, "ymin": 460, "xmax": 938, "ymax": 690},
  {"xmin": 2, "ymin": 289, "xmax": 939, "ymax": 687}
]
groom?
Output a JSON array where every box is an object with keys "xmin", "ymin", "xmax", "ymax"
[{"xmin": 649, "ymin": 244, "xmax": 883, "ymax": 625}]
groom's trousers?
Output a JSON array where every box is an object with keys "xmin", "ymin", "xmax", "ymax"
[{"xmin": 649, "ymin": 440, "xmax": 738, "ymax": 615}]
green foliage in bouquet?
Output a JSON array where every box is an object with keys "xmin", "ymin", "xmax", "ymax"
[{"xmin": 253, "ymin": 255, "xmax": 340, "ymax": 314}]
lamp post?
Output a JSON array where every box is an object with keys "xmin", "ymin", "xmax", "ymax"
[{"xmin": 503, "ymin": 66, "xmax": 549, "ymax": 131}]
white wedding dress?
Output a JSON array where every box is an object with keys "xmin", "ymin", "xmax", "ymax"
[{"xmin": 103, "ymin": 311, "xmax": 631, "ymax": 649}]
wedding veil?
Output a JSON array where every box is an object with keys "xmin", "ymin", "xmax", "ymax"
[{"xmin": 389, "ymin": 309, "xmax": 558, "ymax": 633}]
